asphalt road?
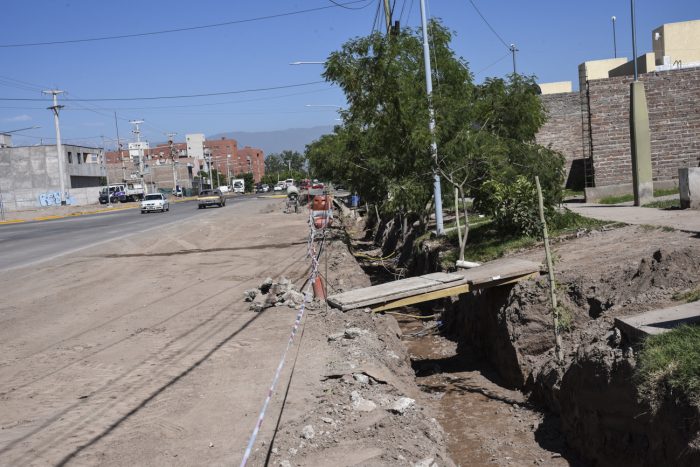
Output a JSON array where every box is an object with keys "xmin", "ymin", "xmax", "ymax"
[{"xmin": 0, "ymin": 195, "xmax": 257, "ymax": 271}]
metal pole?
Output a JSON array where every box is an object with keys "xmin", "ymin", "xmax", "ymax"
[
  {"xmin": 167, "ymin": 133, "xmax": 178, "ymax": 194},
  {"xmin": 631, "ymin": 0, "xmax": 638, "ymax": 81},
  {"xmin": 206, "ymin": 149, "xmax": 213, "ymax": 189},
  {"xmin": 612, "ymin": 16, "xmax": 617, "ymax": 58},
  {"xmin": 419, "ymin": 0, "xmax": 444, "ymax": 235},
  {"xmin": 43, "ymin": 90, "xmax": 67, "ymax": 205},
  {"xmin": 130, "ymin": 120, "xmax": 146, "ymax": 195},
  {"xmin": 510, "ymin": 44, "xmax": 518, "ymax": 75},
  {"xmin": 102, "ymin": 135, "xmax": 111, "ymax": 207},
  {"xmin": 114, "ymin": 112, "xmax": 126, "ymax": 182},
  {"xmin": 226, "ymin": 155, "xmax": 231, "ymax": 186}
]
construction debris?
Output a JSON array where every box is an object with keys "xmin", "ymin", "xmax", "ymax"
[{"xmin": 246, "ymin": 276, "xmax": 306, "ymax": 312}]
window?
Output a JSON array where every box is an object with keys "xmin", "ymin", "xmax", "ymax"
[
  {"xmin": 77, "ymin": 152, "xmax": 81, "ymax": 164},
  {"xmin": 67, "ymin": 151, "xmax": 72, "ymax": 164}
]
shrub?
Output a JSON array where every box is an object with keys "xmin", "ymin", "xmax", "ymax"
[{"xmin": 480, "ymin": 176, "xmax": 543, "ymax": 237}]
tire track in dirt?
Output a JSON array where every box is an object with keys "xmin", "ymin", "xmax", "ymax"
[{"xmin": 0, "ymin": 243, "xmax": 310, "ymax": 465}]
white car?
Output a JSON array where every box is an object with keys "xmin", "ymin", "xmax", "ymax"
[
  {"xmin": 273, "ymin": 182, "xmax": 286, "ymax": 192},
  {"xmin": 140, "ymin": 193, "xmax": 169, "ymax": 213}
]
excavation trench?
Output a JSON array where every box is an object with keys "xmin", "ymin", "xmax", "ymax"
[{"xmin": 351, "ymin": 220, "xmax": 700, "ymax": 466}]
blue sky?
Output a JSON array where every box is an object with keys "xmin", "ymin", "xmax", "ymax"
[{"xmin": 1, "ymin": 0, "xmax": 698, "ymax": 149}]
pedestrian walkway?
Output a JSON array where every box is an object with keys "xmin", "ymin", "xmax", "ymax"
[{"xmin": 567, "ymin": 201, "xmax": 700, "ymax": 233}]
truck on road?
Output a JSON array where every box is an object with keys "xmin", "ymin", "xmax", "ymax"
[
  {"xmin": 99, "ymin": 182, "xmax": 145, "ymax": 203},
  {"xmin": 197, "ymin": 189, "xmax": 226, "ymax": 208},
  {"xmin": 231, "ymin": 178, "xmax": 245, "ymax": 193}
]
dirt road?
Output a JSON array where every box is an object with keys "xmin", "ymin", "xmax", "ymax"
[{"xmin": 0, "ymin": 199, "xmax": 313, "ymax": 465}]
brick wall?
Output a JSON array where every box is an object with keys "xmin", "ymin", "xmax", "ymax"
[
  {"xmin": 586, "ymin": 67, "xmax": 700, "ymax": 187},
  {"xmin": 536, "ymin": 92, "xmax": 585, "ymax": 188}
]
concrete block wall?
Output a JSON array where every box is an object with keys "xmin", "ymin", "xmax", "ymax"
[
  {"xmin": 536, "ymin": 92, "xmax": 585, "ymax": 188},
  {"xmin": 586, "ymin": 67, "xmax": 700, "ymax": 188},
  {"xmin": 1, "ymin": 186, "xmax": 102, "ymax": 211}
]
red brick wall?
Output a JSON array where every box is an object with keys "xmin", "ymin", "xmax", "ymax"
[
  {"xmin": 536, "ymin": 92, "xmax": 585, "ymax": 189},
  {"xmin": 586, "ymin": 68, "xmax": 700, "ymax": 187}
]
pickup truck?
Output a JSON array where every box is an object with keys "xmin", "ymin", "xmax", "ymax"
[
  {"xmin": 197, "ymin": 189, "xmax": 226, "ymax": 209},
  {"xmin": 140, "ymin": 193, "xmax": 169, "ymax": 213}
]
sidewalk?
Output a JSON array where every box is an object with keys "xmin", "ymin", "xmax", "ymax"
[{"xmin": 567, "ymin": 200, "xmax": 700, "ymax": 233}]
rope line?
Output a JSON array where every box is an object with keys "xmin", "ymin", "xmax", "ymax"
[{"xmin": 239, "ymin": 212, "xmax": 324, "ymax": 466}]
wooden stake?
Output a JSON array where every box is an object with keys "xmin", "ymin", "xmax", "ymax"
[{"xmin": 535, "ymin": 176, "xmax": 563, "ymax": 362}]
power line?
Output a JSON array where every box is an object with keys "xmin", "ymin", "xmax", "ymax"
[
  {"xmin": 0, "ymin": 81, "xmax": 325, "ymax": 102},
  {"xmin": 473, "ymin": 52, "xmax": 510, "ymax": 76},
  {"xmin": 327, "ymin": 0, "xmax": 375, "ymax": 10},
  {"xmin": 0, "ymin": 1, "xmax": 373, "ymax": 48},
  {"xmin": 466, "ymin": 0, "xmax": 510, "ymax": 50}
]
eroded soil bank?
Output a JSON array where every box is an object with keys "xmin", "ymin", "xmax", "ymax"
[{"xmin": 440, "ymin": 225, "xmax": 700, "ymax": 466}]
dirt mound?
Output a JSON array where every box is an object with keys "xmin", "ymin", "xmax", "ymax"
[{"xmin": 252, "ymin": 229, "xmax": 454, "ymax": 466}]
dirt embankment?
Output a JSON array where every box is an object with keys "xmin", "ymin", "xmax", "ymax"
[
  {"xmin": 441, "ymin": 226, "xmax": 700, "ymax": 466},
  {"xmin": 255, "ymin": 228, "xmax": 454, "ymax": 466}
]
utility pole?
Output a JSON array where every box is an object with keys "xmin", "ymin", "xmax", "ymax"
[
  {"xmin": 167, "ymin": 132, "xmax": 178, "ymax": 194},
  {"xmin": 129, "ymin": 120, "xmax": 146, "ymax": 195},
  {"xmin": 101, "ymin": 135, "xmax": 111, "ymax": 207},
  {"xmin": 419, "ymin": 0, "xmax": 444, "ymax": 235},
  {"xmin": 612, "ymin": 16, "xmax": 618, "ymax": 58},
  {"xmin": 382, "ymin": 0, "xmax": 392, "ymax": 33},
  {"xmin": 509, "ymin": 44, "xmax": 519, "ymax": 75},
  {"xmin": 226, "ymin": 154, "xmax": 231, "ymax": 186},
  {"xmin": 114, "ymin": 112, "xmax": 126, "ymax": 182},
  {"xmin": 43, "ymin": 90, "xmax": 67, "ymax": 205},
  {"xmin": 631, "ymin": 2, "xmax": 638, "ymax": 80},
  {"xmin": 205, "ymin": 147, "xmax": 214, "ymax": 189}
]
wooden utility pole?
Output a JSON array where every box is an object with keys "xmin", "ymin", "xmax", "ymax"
[
  {"xmin": 383, "ymin": 0, "xmax": 392, "ymax": 33},
  {"xmin": 536, "ymin": 176, "xmax": 563, "ymax": 362}
]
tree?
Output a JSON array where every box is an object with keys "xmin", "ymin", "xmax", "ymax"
[
  {"xmin": 265, "ymin": 150, "xmax": 306, "ymax": 175},
  {"xmin": 307, "ymin": 20, "xmax": 565, "ymax": 250},
  {"xmin": 242, "ymin": 172, "xmax": 255, "ymax": 192}
]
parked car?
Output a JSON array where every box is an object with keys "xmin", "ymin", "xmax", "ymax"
[
  {"xmin": 99, "ymin": 186, "xmax": 121, "ymax": 204},
  {"xmin": 273, "ymin": 181, "xmax": 286, "ymax": 192},
  {"xmin": 218, "ymin": 185, "xmax": 231, "ymax": 193},
  {"xmin": 173, "ymin": 185, "xmax": 184, "ymax": 197},
  {"xmin": 197, "ymin": 189, "xmax": 225, "ymax": 208},
  {"xmin": 261, "ymin": 183, "xmax": 270, "ymax": 192},
  {"xmin": 140, "ymin": 193, "xmax": 169, "ymax": 213}
]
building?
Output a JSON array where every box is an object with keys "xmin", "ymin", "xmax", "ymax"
[
  {"xmin": 0, "ymin": 142, "xmax": 105, "ymax": 211},
  {"xmin": 186, "ymin": 133, "xmax": 205, "ymax": 160},
  {"xmin": 236, "ymin": 146, "xmax": 265, "ymax": 183},
  {"xmin": 653, "ymin": 19, "xmax": 700, "ymax": 69},
  {"xmin": 535, "ymin": 18, "xmax": 700, "ymax": 200}
]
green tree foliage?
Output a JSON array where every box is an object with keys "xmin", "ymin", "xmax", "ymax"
[
  {"xmin": 265, "ymin": 150, "xmax": 307, "ymax": 174},
  {"xmin": 306, "ymin": 21, "xmax": 564, "ymax": 235},
  {"xmin": 242, "ymin": 172, "xmax": 255, "ymax": 192}
]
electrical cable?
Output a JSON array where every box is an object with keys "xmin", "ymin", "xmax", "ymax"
[
  {"xmin": 0, "ymin": 1, "xmax": 375, "ymax": 48},
  {"xmin": 0, "ymin": 81, "xmax": 325, "ymax": 102},
  {"xmin": 473, "ymin": 52, "xmax": 510, "ymax": 77},
  {"xmin": 328, "ymin": 0, "xmax": 375, "ymax": 10},
  {"xmin": 466, "ymin": 0, "xmax": 510, "ymax": 50}
]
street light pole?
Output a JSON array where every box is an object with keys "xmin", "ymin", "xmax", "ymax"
[
  {"xmin": 129, "ymin": 120, "xmax": 146, "ymax": 195},
  {"xmin": 612, "ymin": 16, "xmax": 618, "ymax": 58},
  {"xmin": 167, "ymin": 132, "xmax": 178, "ymax": 195},
  {"xmin": 43, "ymin": 90, "xmax": 67, "ymax": 205},
  {"xmin": 419, "ymin": 0, "xmax": 444, "ymax": 235},
  {"xmin": 226, "ymin": 155, "xmax": 231, "ymax": 186},
  {"xmin": 205, "ymin": 148, "xmax": 214, "ymax": 189},
  {"xmin": 101, "ymin": 135, "xmax": 111, "ymax": 207},
  {"xmin": 630, "ymin": 1, "xmax": 638, "ymax": 80}
]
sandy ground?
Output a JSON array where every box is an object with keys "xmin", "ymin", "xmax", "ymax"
[{"xmin": 0, "ymin": 198, "xmax": 314, "ymax": 465}]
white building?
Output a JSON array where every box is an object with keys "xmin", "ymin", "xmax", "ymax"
[{"xmin": 186, "ymin": 133, "xmax": 205, "ymax": 160}]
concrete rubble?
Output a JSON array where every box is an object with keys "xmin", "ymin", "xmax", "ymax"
[{"xmin": 246, "ymin": 276, "xmax": 307, "ymax": 312}]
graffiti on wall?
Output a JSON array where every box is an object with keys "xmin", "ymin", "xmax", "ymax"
[{"xmin": 38, "ymin": 192, "xmax": 74, "ymax": 206}]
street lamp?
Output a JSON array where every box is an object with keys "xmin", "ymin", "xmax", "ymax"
[{"xmin": 290, "ymin": 61, "xmax": 325, "ymax": 65}]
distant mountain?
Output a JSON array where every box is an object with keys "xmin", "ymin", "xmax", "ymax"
[{"xmin": 209, "ymin": 125, "xmax": 334, "ymax": 155}]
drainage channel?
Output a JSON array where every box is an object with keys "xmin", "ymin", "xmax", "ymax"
[{"xmin": 394, "ymin": 313, "xmax": 576, "ymax": 466}]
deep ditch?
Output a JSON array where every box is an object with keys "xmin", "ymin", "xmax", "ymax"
[{"xmin": 347, "ymin": 211, "xmax": 700, "ymax": 466}]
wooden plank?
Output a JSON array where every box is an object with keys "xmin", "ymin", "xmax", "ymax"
[
  {"xmin": 327, "ymin": 273, "xmax": 465, "ymax": 311},
  {"xmin": 459, "ymin": 257, "xmax": 541, "ymax": 286},
  {"xmin": 372, "ymin": 283, "xmax": 471, "ymax": 312},
  {"xmin": 327, "ymin": 257, "xmax": 541, "ymax": 311},
  {"xmin": 615, "ymin": 301, "xmax": 700, "ymax": 341}
]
